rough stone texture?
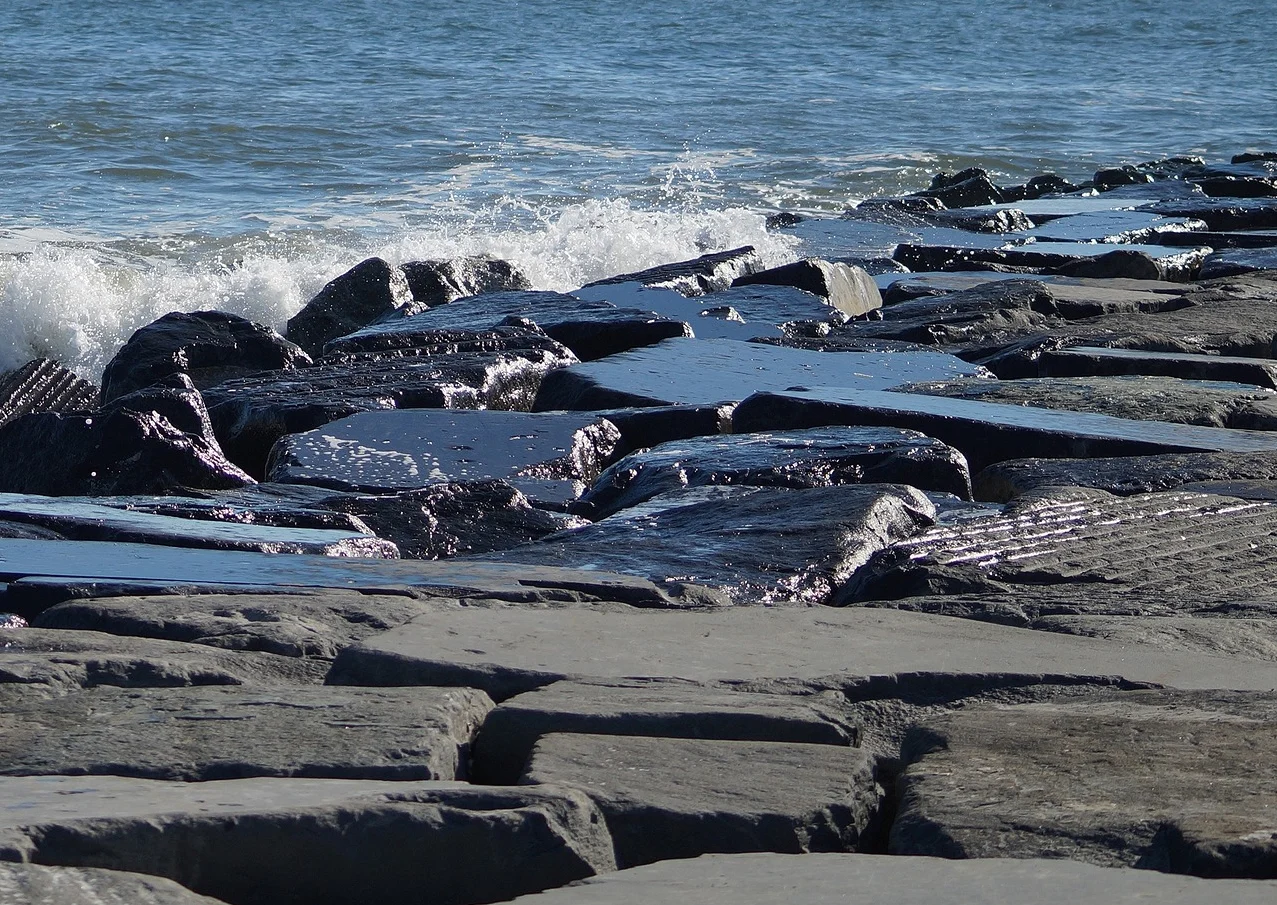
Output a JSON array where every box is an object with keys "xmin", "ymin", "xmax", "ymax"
[
  {"xmin": 285, "ymin": 257, "xmax": 412, "ymax": 358},
  {"xmin": 473, "ymin": 679, "xmax": 858, "ymax": 783},
  {"xmin": 0, "ymin": 776, "xmax": 615, "ymax": 905},
  {"xmin": 399, "ymin": 256, "xmax": 530, "ymax": 312},
  {"xmin": 522, "ymin": 733, "xmax": 881, "ymax": 867},
  {"xmin": 582, "ymin": 246, "xmax": 762, "ymax": 296},
  {"xmin": 0, "ymin": 492, "xmax": 397, "ymax": 556},
  {"xmin": 573, "ymin": 427, "xmax": 971, "ymax": 519},
  {"xmin": 891, "ymin": 690, "xmax": 1277, "ymax": 877},
  {"xmin": 492, "ymin": 484, "xmax": 938, "ymax": 605},
  {"xmin": 533, "ymin": 337, "xmax": 986, "ymax": 410},
  {"xmin": 265, "ymin": 409, "xmax": 621, "ymax": 507},
  {"xmin": 327, "ymin": 605, "xmax": 1277, "ymax": 702},
  {"xmin": 500, "ymin": 852, "xmax": 1277, "ymax": 905},
  {"xmin": 842, "ymin": 489, "xmax": 1277, "ymax": 602},
  {"xmin": 204, "ymin": 333, "xmax": 577, "ymax": 477},
  {"xmin": 0, "ymin": 862, "xmax": 231, "ymax": 905},
  {"xmin": 0, "ymin": 537, "xmax": 723, "ymax": 612},
  {"xmin": 1018, "ymin": 345, "xmax": 1277, "ymax": 388},
  {"xmin": 901, "ymin": 374, "xmax": 1277, "ymax": 430},
  {"xmin": 100, "ymin": 311, "xmax": 311, "ymax": 403},
  {"xmin": 731, "ymin": 258, "xmax": 882, "ymax": 317},
  {"xmin": 325, "ymin": 290, "xmax": 691, "ymax": 362},
  {"xmin": 0, "ymin": 628, "xmax": 327, "ymax": 689},
  {"xmin": 0, "ymin": 684, "xmax": 491, "ymax": 781},
  {"xmin": 731, "ymin": 387, "xmax": 1277, "ymax": 474},
  {"xmin": 0, "ymin": 359, "xmax": 99, "ymax": 427},
  {"xmin": 974, "ymin": 450, "xmax": 1277, "ymax": 501},
  {"xmin": 1200, "ymin": 246, "xmax": 1277, "ymax": 279}
]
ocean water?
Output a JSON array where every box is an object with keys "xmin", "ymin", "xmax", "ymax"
[{"xmin": 3, "ymin": 0, "xmax": 1276, "ymax": 378}]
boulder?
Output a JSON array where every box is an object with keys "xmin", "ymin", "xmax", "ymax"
[
  {"xmin": 284, "ymin": 257, "xmax": 411, "ymax": 358},
  {"xmin": 582, "ymin": 246, "xmax": 762, "ymax": 295},
  {"xmin": 0, "ymin": 684, "xmax": 491, "ymax": 781},
  {"xmin": 522, "ymin": 733, "xmax": 881, "ymax": 867},
  {"xmin": 100, "ymin": 311, "xmax": 310, "ymax": 403},
  {"xmin": 399, "ymin": 255, "xmax": 530, "ymax": 312},
  {"xmin": 473, "ymin": 679, "xmax": 857, "ymax": 784},
  {"xmin": 0, "ymin": 776, "xmax": 615, "ymax": 905},
  {"xmin": 0, "ymin": 862, "xmax": 231, "ymax": 905},
  {"xmin": 0, "ymin": 359, "xmax": 98, "ymax": 427},
  {"xmin": 573, "ymin": 427, "xmax": 971, "ymax": 519},
  {"xmin": 491, "ymin": 484, "xmax": 937, "ymax": 605},
  {"xmin": 891, "ymin": 690, "xmax": 1277, "ymax": 877},
  {"xmin": 916, "ymin": 169, "xmax": 1005, "ymax": 207},
  {"xmin": 731, "ymin": 259, "xmax": 882, "ymax": 317}
]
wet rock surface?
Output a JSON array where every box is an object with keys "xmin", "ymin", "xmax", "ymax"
[
  {"xmin": 284, "ymin": 256, "xmax": 413, "ymax": 358},
  {"xmin": 0, "ymin": 862, "xmax": 232, "ymax": 905},
  {"xmin": 0, "ymin": 358, "xmax": 99, "ymax": 427},
  {"xmin": 582, "ymin": 246, "xmax": 762, "ymax": 295}
]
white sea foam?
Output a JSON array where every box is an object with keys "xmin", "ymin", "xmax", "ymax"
[{"xmin": 0, "ymin": 200, "xmax": 798, "ymax": 381}]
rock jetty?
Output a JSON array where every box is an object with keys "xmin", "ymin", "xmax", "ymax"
[{"xmin": 4, "ymin": 154, "xmax": 1277, "ymax": 903}]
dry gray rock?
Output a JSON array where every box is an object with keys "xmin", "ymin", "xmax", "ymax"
[
  {"xmin": 0, "ymin": 862, "xmax": 231, "ymax": 905},
  {"xmin": 522, "ymin": 733, "xmax": 881, "ymax": 867}
]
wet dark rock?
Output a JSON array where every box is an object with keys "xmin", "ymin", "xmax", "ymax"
[
  {"xmin": 598, "ymin": 404, "xmax": 731, "ymax": 456},
  {"xmin": 749, "ymin": 335, "xmax": 945, "ymax": 355},
  {"xmin": 731, "ymin": 259, "xmax": 882, "ymax": 317},
  {"xmin": 0, "ymin": 358, "xmax": 98, "ymax": 427},
  {"xmin": 266, "ymin": 409, "xmax": 620, "ymax": 508},
  {"xmin": 473, "ymin": 679, "xmax": 857, "ymax": 784},
  {"xmin": 0, "ymin": 862, "xmax": 232, "ymax": 905},
  {"xmin": 731, "ymin": 387, "xmax": 1277, "ymax": 475},
  {"xmin": 522, "ymin": 733, "xmax": 880, "ymax": 868},
  {"xmin": 1153, "ymin": 227, "xmax": 1277, "ymax": 249},
  {"xmin": 894, "ymin": 242, "xmax": 1207, "ymax": 282},
  {"xmin": 204, "ymin": 333, "xmax": 576, "ymax": 476},
  {"xmin": 1235, "ymin": 152, "xmax": 1277, "ymax": 164},
  {"xmin": 973, "ymin": 449, "xmax": 1277, "ymax": 501},
  {"xmin": 1005, "ymin": 345, "xmax": 1277, "ymax": 389},
  {"xmin": 916, "ymin": 169, "xmax": 1005, "ymax": 207},
  {"xmin": 1093, "ymin": 165, "xmax": 1154, "ymax": 190},
  {"xmin": 1024, "ymin": 210, "xmax": 1203, "ymax": 244},
  {"xmin": 841, "ymin": 489, "xmax": 1277, "ymax": 602},
  {"xmin": 532, "ymin": 337, "xmax": 986, "ymax": 410},
  {"xmin": 399, "ymin": 256, "xmax": 530, "ymax": 313},
  {"xmin": 0, "ymin": 684, "xmax": 492, "ymax": 781},
  {"xmin": 0, "ymin": 491, "xmax": 397, "ymax": 556},
  {"xmin": 1200, "ymin": 247, "xmax": 1277, "ymax": 279},
  {"xmin": 920, "ymin": 207, "xmax": 1035, "ymax": 234},
  {"xmin": 319, "ymin": 481, "xmax": 587, "ymax": 558},
  {"xmin": 487, "ymin": 483, "xmax": 937, "ymax": 605},
  {"xmin": 573, "ymin": 427, "xmax": 971, "ymax": 520},
  {"xmin": 1140, "ymin": 197, "xmax": 1277, "ymax": 231},
  {"xmin": 765, "ymin": 211, "xmax": 805, "ymax": 229},
  {"xmin": 284, "ymin": 257, "xmax": 411, "ymax": 358},
  {"xmin": 323, "ymin": 290, "xmax": 690, "ymax": 362},
  {"xmin": 100, "ymin": 311, "xmax": 311, "ymax": 403},
  {"xmin": 900, "ymin": 375, "xmax": 1277, "ymax": 431},
  {"xmin": 327, "ymin": 604, "xmax": 1277, "ymax": 702},
  {"xmin": 891, "ymin": 689, "xmax": 1277, "ymax": 877},
  {"xmin": 0, "ymin": 627, "xmax": 327, "ymax": 689},
  {"xmin": 582, "ymin": 246, "xmax": 763, "ymax": 296},
  {"xmin": 0, "ymin": 776, "xmax": 615, "ymax": 905}
]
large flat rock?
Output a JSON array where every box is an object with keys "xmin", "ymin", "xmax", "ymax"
[
  {"xmin": 574, "ymin": 427, "xmax": 971, "ymax": 519},
  {"xmin": 522, "ymin": 733, "xmax": 880, "ymax": 868},
  {"xmin": 266, "ymin": 409, "xmax": 620, "ymax": 506},
  {"xmin": 731, "ymin": 387, "xmax": 1277, "ymax": 473},
  {"xmin": 326, "ymin": 605, "xmax": 1277, "ymax": 702},
  {"xmin": 0, "ymin": 684, "xmax": 491, "ymax": 780},
  {"xmin": 1018, "ymin": 345, "xmax": 1277, "ymax": 388},
  {"xmin": 473, "ymin": 679, "xmax": 858, "ymax": 783},
  {"xmin": 532, "ymin": 337, "xmax": 986, "ymax": 410},
  {"xmin": 843, "ymin": 488, "xmax": 1277, "ymax": 602},
  {"xmin": 891, "ymin": 690, "xmax": 1277, "ymax": 877},
  {"xmin": 0, "ymin": 538, "xmax": 720, "ymax": 614},
  {"xmin": 0, "ymin": 628, "xmax": 326, "ymax": 689},
  {"xmin": 0, "ymin": 776, "xmax": 614, "ymax": 905},
  {"xmin": 0, "ymin": 862, "xmax": 231, "ymax": 905},
  {"xmin": 490, "ymin": 484, "xmax": 937, "ymax": 605},
  {"xmin": 501, "ymin": 852, "xmax": 1277, "ymax": 905}
]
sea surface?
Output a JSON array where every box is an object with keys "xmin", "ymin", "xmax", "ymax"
[{"xmin": 3, "ymin": 0, "xmax": 1276, "ymax": 378}]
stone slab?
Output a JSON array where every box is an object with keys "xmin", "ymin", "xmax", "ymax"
[
  {"xmin": 265, "ymin": 409, "xmax": 621, "ymax": 505},
  {"xmin": 569, "ymin": 282, "xmax": 781, "ymax": 341},
  {"xmin": 0, "ymin": 684, "xmax": 492, "ymax": 780},
  {"xmin": 891, "ymin": 690, "xmax": 1277, "ymax": 876},
  {"xmin": 730, "ymin": 387, "xmax": 1277, "ymax": 474},
  {"xmin": 842, "ymin": 489, "xmax": 1277, "ymax": 601},
  {"xmin": 532, "ymin": 337, "xmax": 986, "ymax": 410},
  {"xmin": 1142, "ymin": 196, "xmax": 1277, "ymax": 231},
  {"xmin": 1028, "ymin": 345, "xmax": 1277, "ymax": 388},
  {"xmin": 326, "ymin": 605, "xmax": 1277, "ymax": 702},
  {"xmin": 473, "ymin": 679, "xmax": 858, "ymax": 783},
  {"xmin": 500, "ymin": 852, "xmax": 1277, "ymax": 905},
  {"xmin": 522, "ymin": 733, "xmax": 880, "ymax": 867},
  {"xmin": 490, "ymin": 484, "xmax": 937, "ymax": 605},
  {"xmin": 0, "ymin": 628, "xmax": 327, "ymax": 689},
  {"xmin": 0, "ymin": 776, "xmax": 614, "ymax": 905},
  {"xmin": 0, "ymin": 862, "xmax": 231, "ymax": 905},
  {"xmin": 1022, "ymin": 210, "xmax": 1203, "ymax": 243},
  {"xmin": 1201, "ymin": 246, "xmax": 1277, "ymax": 278},
  {"xmin": 573, "ymin": 427, "xmax": 972, "ymax": 519}
]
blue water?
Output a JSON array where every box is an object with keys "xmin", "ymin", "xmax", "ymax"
[{"xmin": 3, "ymin": 0, "xmax": 1276, "ymax": 377}]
